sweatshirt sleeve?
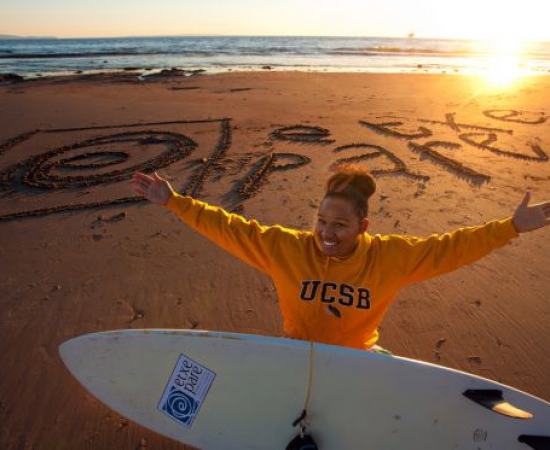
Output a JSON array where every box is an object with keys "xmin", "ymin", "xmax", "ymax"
[
  {"xmin": 382, "ymin": 217, "xmax": 519, "ymax": 286},
  {"xmin": 166, "ymin": 193, "xmax": 290, "ymax": 273}
]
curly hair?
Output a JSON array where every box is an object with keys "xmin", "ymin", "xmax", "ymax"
[{"xmin": 324, "ymin": 163, "xmax": 376, "ymax": 217}]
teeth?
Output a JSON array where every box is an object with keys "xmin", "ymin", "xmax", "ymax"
[{"xmin": 323, "ymin": 241, "xmax": 337, "ymax": 247}]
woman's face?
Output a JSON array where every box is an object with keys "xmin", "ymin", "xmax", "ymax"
[{"xmin": 314, "ymin": 196, "xmax": 369, "ymax": 257}]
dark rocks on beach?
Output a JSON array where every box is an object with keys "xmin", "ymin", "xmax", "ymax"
[
  {"xmin": 123, "ymin": 67, "xmax": 139, "ymax": 71},
  {"xmin": 262, "ymin": 65, "xmax": 272, "ymax": 70},
  {"xmin": 168, "ymin": 67, "xmax": 187, "ymax": 75},
  {"xmin": 150, "ymin": 68, "xmax": 187, "ymax": 78},
  {"xmin": 0, "ymin": 73, "xmax": 24, "ymax": 83},
  {"xmin": 141, "ymin": 68, "xmax": 206, "ymax": 79}
]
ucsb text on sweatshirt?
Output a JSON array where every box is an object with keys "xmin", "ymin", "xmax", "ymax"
[{"xmin": 167, "ymin": 193, "xmax": 519, "ymax": 350}]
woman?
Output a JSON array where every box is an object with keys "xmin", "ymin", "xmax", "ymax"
[{"xmin": 131, "ymin": 165, "xmax": 550, "ymax": 352}]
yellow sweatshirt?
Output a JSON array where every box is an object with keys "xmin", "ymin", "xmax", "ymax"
[{"xmin": 167, "ymin": 193, "xmax": 519, "ymax": 350}]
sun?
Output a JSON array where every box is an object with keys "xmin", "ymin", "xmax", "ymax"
[
  {"xmin": 484, "ymin": 54, "xmax": 523, "ymax": 86},
  {"xmin": 479, "ymin": 38, "xmax": 526, "ymax": 87}
]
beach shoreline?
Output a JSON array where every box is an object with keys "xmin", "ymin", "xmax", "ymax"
[{"xmin": 3, "ymin": 35, "xmax": 550, "ymax": 81}]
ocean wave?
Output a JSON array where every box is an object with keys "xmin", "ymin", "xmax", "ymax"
[
  {"xmin": 366, "ymin": 46, "xmax": 457, "ymax": 54},
  {"xmin": 329, "ymin": 46, "xmax": 471, "ymax": 56},
  {"xmin": 0, "ymin": 51, "xmax": 161, "ymax": 59},
  {"xmin": 330, "ymin": 45, "xmax": 550, "ymax": 58},
  {"xmin": 0, "ymin": 48, "xmax": 316, "ymax": 60}
]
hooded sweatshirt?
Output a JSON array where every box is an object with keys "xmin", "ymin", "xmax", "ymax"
[{"xmin": 166, "ymin": 193, "xmax": 519, "ymax": 350}]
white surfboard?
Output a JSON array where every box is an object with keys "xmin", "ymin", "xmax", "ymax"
[{"xmin": 59, "ymin": 329, "xmax": 550, "ymax": 450}]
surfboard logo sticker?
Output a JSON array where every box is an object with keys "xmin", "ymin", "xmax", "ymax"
[{"xmin": 158, "ymin": 354, "xmax": 216, "ymax": 427}]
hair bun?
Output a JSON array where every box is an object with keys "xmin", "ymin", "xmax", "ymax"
[{"xmin": 326, "ymin": 163, "xmax": 376, "ymax": 199}]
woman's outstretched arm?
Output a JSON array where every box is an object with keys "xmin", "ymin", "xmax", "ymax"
[
  {"xmin": 131, "ymin": 172, "xmax": 296, "ymax": 273},
  {"xmin": 381, "ymin": 192, "xmax": 549, "ymax": 286}
]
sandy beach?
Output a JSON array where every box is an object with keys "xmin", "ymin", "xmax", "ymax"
[{"xmin": 1, "ymin": 70, "xmax": 549, "ymax": 449}]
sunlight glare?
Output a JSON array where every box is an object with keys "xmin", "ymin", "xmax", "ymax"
[{"xmin": 481, "ymin": 38, "xmax": 525, "ymax": 87}]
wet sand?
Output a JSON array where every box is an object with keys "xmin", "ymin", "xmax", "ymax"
[{"xmin": 1, "ymin": 71, "xmax": 549, "ymax": 449}]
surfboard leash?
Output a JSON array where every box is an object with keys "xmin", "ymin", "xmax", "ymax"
[{"xmin": 286, "ymin": 341, "xmax": 319, "ymax": 450}]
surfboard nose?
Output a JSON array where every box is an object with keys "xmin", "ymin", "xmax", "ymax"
[
  {"xmin": 59, "ymin": 336, "xmax": 80, "ymax": 371},
  {"xmin": 59, "ymin": 334, "xmax": 93, "ymax": 380},
  {"xmin": 59, "ymin": 332, "xmax": 112, "ymax": 376}
]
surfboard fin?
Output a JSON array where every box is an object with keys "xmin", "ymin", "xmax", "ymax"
[
  {"xmin": 518, "ymin": 435, "xmax": 550, "ymax": 450},
  {"xmin": 462, "ymin": 389, "xmax": 533, "ymax": 419}
]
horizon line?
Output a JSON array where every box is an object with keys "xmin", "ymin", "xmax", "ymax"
[{"xmin": 3, "ymin": 33, "xmax": 548, "ymax": 43}]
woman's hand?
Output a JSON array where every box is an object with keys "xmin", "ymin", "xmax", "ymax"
[
  {"xmin": 132, "ymin": 172, "xmax": 175, "ymax": 206},
  {"xmin": 513, "ymin": 192, "xmax": 550, "ymax": 233}
]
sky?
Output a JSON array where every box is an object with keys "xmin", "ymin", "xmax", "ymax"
[{"xmin": 2, "ymin": 0, "xmax": 550, "ymax": 41}]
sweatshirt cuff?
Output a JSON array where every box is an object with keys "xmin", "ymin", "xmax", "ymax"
[
  {"xmin": 502, "ymin": 216, "xmax": 520, "ymax": 239},
  {"xmin": 166, "ymin": 192, "xmax": 192, "ymax": 213}
]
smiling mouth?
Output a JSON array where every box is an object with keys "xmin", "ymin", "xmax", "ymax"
[{"xmin": 323, "ymin": 241, "xmax": 338, "ymax": 247}]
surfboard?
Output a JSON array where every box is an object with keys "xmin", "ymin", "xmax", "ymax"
[{"xmin": 59, "ymin": 329, "xmax": 550, "ymax": 450}]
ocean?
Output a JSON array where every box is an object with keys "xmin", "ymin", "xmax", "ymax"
[{"xmin": 1, "ymin": 35, "xmax": 550, "ymax": 78}]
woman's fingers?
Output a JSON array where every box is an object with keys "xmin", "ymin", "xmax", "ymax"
[
  {"xmin": 133, "ymin": 182, "xmax": 149, "ymax": 194},
  {"xmin": 132, "ymin": 173, "xmax": 156, "ymax": 191},
  {"xmin": 133, "ymin": 178, "xmax": 151, "ymax": 190},
  {"xmin": 132, "ymin": 178, "xmax": 153, "ymax": 197},
  {"xmin": 532, "ymin": 204, "xmax": 550, "ymax": 219},
  {"xmin": 135, "ymin": 187, "xmax": 147, "ymax": 197},
  {"xmin": 132, "ymin": 172, "xmax": 153, "ymax": 180},
  {"xmin": 133, "ymin": 172, "xmax": 166, "ymax": 193},
  {"xmin": 132, "ymin": 172, "xmax": 154, "ymax": 184},
  {"xmin": 133, "ymin": 183, "xmax": 147, "ymax": 195},
  {"xmin": 520, "ymin": 191, "xmax": 531, "ymax": 208},
  {"xmin": 132, "ymin": 172, "xmax": 171, "ymax": 204}
]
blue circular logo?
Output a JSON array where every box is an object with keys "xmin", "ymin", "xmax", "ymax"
[{"xmin": 162, "ymin": 387, "xmax": 199, "ymax": 426}]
